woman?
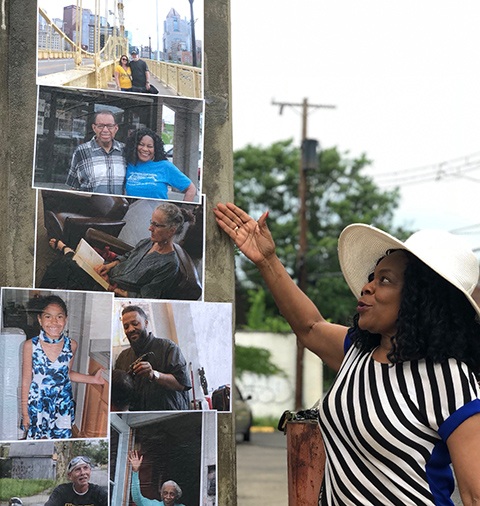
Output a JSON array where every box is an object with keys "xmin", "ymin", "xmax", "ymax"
[
  {"xmin": 214, "ymin": 202, "xmax": 480, "ymax": 505},
  {"xmin": 21, "ymin": 295, "xmax": 105, "ymax": 439},
  {"xmin": 114, "ymin": 55, "xmax": 133, "ymax": 91},
  {"xmin": 46, "ymin": 203, "xmax": 196, "ymax": 299},
  {"xmin": 128, "ymin": 450, "xmax": 186, "ymax": 506},
  {"xmin": 124, "ymin": 128, "xmax": 197, "ymax": 201}
]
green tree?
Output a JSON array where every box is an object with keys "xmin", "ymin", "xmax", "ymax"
[
  {"xmin": 234, "ymin": 139, "xmax": 407, "ymax": 327},
  {"xmin": 235, "ymin": 344, "xmax": 286, "ymax": 378}
]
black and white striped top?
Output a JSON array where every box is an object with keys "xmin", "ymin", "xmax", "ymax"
[{"xmin": 319, "ymin": 336, "xmax": 480, "ymax": 505}]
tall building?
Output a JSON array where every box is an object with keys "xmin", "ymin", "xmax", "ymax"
[
  {"xmin": 63, "ymin": 4, "xmax": 91, "ymax": 50},
  {"xmin": 38, "ymin": 14, "xmax": 66, "ymax": 51},
  {"xmin": 88, "ymin": 14, "xmax": 110, "ymax": 52},
  {"xmin": 163, "ymin": 8, "xmax": 191, "ymax": 62}
]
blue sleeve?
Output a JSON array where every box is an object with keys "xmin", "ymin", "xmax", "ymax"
[
  {"xmin": 439, "ymin": 399, "xmax": 480, "ymax": 441},
  {"xmin": 343, "ymin": 328, "xmax": 354, "ymax": 354},
  {"xmin": 165, "ymin": 160, "xmax": 193, "ymax": 192},
  {"xmin": 131, "ymin": 471, "xmax": 161, "ymax": 506}
]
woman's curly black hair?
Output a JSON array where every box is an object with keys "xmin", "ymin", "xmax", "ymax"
[
  {"xmin": 124, "ymin": 127, "xmax": 166, "ymax": 165},
  {"xmin": 350, "ymin": 250, "xmax": 480, "ymax": 376}
]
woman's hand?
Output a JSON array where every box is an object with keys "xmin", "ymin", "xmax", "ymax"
[
  {"xmin": 128, "ymin": 450, "xmax": 143, "ymax": 472},
  {"xmin": 94, "ymin": 261, "xmax": 118, "ymax": 280},
  {"xmin": 213, "ymin": 202, "xmax": 276, "ymax": 265},
  {"xmin": 112, "ymin": 287, "xmax": 128, "ymax": 297}
]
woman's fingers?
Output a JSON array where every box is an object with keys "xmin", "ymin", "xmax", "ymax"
[{"xmin": 214, "ymin": 202, "xmax": 256, "ymax": 238}]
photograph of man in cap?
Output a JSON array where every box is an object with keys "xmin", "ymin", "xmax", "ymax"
[
  {"xmin": 129, "ymin": 50, "xmax": 151, "ymax": 93},
  {"xmin": 44, "ymin": 456, "xmax": 108, "ymax": 506}
]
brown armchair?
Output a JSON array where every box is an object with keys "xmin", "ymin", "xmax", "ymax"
[
  {"xmin": 85, "ymin": 228, "xmax": 202, "ymax": 300},
  {"xmin": 42, "ymin": 190, "xmax": 129, "ymax": 249}
]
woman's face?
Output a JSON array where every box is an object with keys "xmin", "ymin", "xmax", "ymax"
[
  {"xmin": 148, "ymin": 209, "xmax": 176, "ymax": 245},
  {"xmin": 161, "ymin": 484, "xmax": 177, "ymax": 506},
  {"xmin": 137, "ymin": 135, "xmax": 155, "ymax": 163},
  {"xmin": 356, "ymin": 250, "xmax": 408, "ymax": 338},
  {"xmin": 38, "ymin": 303, "xmax": 67, "ymax": 340}
]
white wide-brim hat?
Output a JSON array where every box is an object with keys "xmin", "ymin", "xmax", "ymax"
[{"xmin": 338, "ymin": 224, "xmax": 480, "ymax": 317}]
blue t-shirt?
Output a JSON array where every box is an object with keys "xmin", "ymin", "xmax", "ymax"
[{"xmin": 125, "ymin": 159, "xmax": 192, "ymax": 199}]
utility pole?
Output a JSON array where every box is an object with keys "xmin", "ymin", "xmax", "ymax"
[{"xmin": 272, "ymin": 98, "xmax": 336, "ymax": 410}]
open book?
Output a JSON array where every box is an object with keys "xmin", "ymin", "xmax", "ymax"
[{"xmin": 72, "ymin": 238, "xmax": 110, "ymax": 290}]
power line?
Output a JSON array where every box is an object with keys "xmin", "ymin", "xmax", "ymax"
[{"xmin": 373, "ymin": 152, "xmax": 480, "ymax": 188}]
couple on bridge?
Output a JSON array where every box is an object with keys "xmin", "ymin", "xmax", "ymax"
[{"xmin": 114, "ymin": 50, "xmax": 159, "ymax": 94}]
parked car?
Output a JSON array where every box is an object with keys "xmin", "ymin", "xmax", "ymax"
[{"xmin": 234, "ymin": 384, "xmax": 253, "ymax": 442}]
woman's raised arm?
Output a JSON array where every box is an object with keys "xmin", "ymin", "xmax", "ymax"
[{"xmin": 214, "ymin": 202, "xmax": 347, "ymax": 371}]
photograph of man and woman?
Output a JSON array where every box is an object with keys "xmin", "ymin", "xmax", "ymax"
[
  {"xmin": 34, "ymin": 189, "xmax": 205, "ymax": 301},
  {"xmin": 111, "ymin": 299, "xmax": 233, "ymax": 413},
  {"xmin": 110, "ymin": 411, "xmax": 216, "ymax": 506},
  {"xmin": 0, "ymin": 288, "xmax": 112, "ymax": 441},
  {"xmin": 32, "ymin": 85, "xmax": 203, "ymax": 202}
]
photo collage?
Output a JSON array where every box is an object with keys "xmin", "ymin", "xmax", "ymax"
[{"xmin": 0, "ymin": 1, "xmax": 227, "ymax": 505}]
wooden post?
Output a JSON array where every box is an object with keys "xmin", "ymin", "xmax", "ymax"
[{"xmin": 287, "ymin": 420, "xmax": 326, "ymax": 506}]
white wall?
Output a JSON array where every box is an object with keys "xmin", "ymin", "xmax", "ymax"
[{"xmin": 235, "ymin": 331, "xmax": 323, "ymax": 419}]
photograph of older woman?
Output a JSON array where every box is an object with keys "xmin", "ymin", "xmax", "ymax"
[
  {"xmin": 129, "ymin": 451, "xmax": 186, "ymax": 506},
  {"xmin": 214, "ymin": 202, "xmax": 480, "ymax": 505},
  {"xmin": 39, "ymin": 200, "xmax": 202, "ymax": 300},
  {"xmin": 125, "ymin": 128, "xmax": 197, "ymax": 202},
  {"xmin": 110, "ymin": 411, "xmax": 216, "ymax": 505},
  {"xmin": 114, "ymin": 55, "xmax": 133, "ymax": 92}
]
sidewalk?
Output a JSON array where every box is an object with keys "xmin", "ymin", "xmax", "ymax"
[{"xmin": 237, "ymin": 428, "xmax": 288, "ymax": 505}]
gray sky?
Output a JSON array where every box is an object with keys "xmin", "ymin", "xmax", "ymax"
[{"xmin": 231, "ymin": 1, "xmax": 480, "ymax": 249}]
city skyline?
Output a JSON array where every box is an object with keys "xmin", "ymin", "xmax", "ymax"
[{"xmin": 39, "ymin": 0, "xmax": 204, "ymax": 49}]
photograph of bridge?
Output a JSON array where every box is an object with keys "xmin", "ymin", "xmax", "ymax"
[{"xmin": 37, "ymin": 0, "xmax": 203, "ymax": 98}]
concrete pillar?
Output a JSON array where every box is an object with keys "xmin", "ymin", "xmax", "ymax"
[
  {"xmin": 0, "ymin": 0, "xmax": 37, "ymax": 287},
  {"xmin": 204, "ymin": 1, "xmax": 236, "ymax": 504},
  {"xmin": 173, "ymin": 108, "xmax": 201, "ymax": 184},
  {"xmin": 1, "ymin": 0, "xmax": 237, "ymax": 503}
]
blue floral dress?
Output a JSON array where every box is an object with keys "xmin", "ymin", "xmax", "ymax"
[{"xmin": 27, "ymin": 333, "xmax": 75, "ymax": 439}]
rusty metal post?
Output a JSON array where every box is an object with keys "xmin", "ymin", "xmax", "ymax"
[{"xmin": 287, "ymin": 420, "xmax": 326, "ymax": 506}]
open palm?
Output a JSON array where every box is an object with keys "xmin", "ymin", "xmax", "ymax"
[{"xmin": 214, "ymin": 203, "xmax": 276, "ymax": 265}]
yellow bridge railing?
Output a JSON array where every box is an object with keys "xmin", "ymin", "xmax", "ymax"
[{"xmin": 146, "ymin": 59, "xmax": 202, "ymax": 99}]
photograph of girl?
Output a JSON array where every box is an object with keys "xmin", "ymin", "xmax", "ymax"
[{"xmin": 0, "ymin": 288, "xmax": 112, "ymax": 441}]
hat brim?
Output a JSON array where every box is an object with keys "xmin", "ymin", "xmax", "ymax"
[
  {"xmin": 338, "ymin": 223, "xmax": 480, "ymax": 318},
  {"xmin": 338, "ymin": 224, "xmax": 405, "ymax": 299}
]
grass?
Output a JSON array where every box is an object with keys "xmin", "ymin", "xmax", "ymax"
[
  {"xmin": 253, "ymin": 416, "xmax": 280, "ymax": 429},
  {"xmin": 0, "ymin": 478, "xmax": 55, "ymax": 500}
]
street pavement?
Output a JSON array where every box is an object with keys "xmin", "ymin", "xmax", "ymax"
[
  {"xmin": 237, "ymin": 428, "xmax": 288, "ymax": 505},
  {"xmin": 237, "ymin": 429, "xmax": 463, "ymax": 505}
]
